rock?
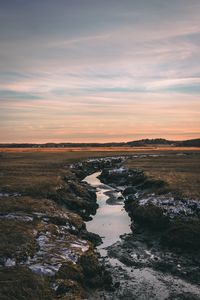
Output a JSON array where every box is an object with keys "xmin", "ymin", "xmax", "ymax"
[
  {"xmin": 80, "ymin": 230, "xmax": 102, "ymax": 247},
  {"xmin": 123, "ymin": 186, "xmax": 137, "ymax": 196}
]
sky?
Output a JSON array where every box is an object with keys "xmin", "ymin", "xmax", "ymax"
[{"xmin": 0, "ymin": 0, "xmax": 200, "ymax": 143}]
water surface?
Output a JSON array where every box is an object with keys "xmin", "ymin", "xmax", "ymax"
[{"xmin": 84, "ymin": 171, "xmax": 131, "ymax": 250}]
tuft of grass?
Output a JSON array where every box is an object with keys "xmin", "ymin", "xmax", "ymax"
[
  {"xmin": 0, "ymin": 267, "xmax": 54, "ymax": 300},
  {"xmin": 0, "ymin": 219, "xmax": 38, "ymax": 262}
]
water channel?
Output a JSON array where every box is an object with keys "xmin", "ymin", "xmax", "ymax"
[{"xmin": 83, "ymin": 171, "xmax": 131, "ymax": 255}]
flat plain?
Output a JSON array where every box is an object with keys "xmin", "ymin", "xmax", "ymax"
[{"xmin": 1, "ymin": 147, "xmax": 199, "ymax": 198}]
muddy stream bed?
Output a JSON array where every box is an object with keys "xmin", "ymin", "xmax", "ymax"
[{"xmin": 83, "ymin": 170, "xmax": 200, "ymax": 300}]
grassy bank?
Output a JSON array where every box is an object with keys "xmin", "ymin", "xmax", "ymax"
[{"xmin": 125, "ymin": 152, "xmax": 200, "ymax": 199}]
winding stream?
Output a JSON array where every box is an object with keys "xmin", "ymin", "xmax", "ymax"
[{"xmin": 83, "ymin": 171, "xmax": 131, "ymax": 254}]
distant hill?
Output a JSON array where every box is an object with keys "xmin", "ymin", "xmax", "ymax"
[
  {"xmin": 127, "ymin": 138, "xmax": 200, "ymax": 147},
  {"xmin": 126, "ymin": 138, "xmax": 175, "ymax": 146},
  {"xmin": 0, "ymin": 142, "xmax": 125, "ymax": 148},
  {"xmin": 177, "ymin": 139, "xmax": 200, "ymax": 147},
  {"xmin": 0, "ymin": 138, "xmax": 199, "ymax": 148}
]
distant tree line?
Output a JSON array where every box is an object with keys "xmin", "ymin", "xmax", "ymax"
[{"xmin": 0, "ymin": 138, "xmax": 199, "ymax": 148}]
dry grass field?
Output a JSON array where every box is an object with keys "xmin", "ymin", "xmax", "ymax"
[
  {"xmin": 1, "ymin": 146, "xmax": 200, "ymax": 153},
  {"xmin": 0, "ymin": 149, "xmax": 126, "ymax": 196},
  {"xmin": 0, "ymin": 147, "xmax": 199, "ymax": 199},
  {"xmin": 125, "ymin": 153, "xmax": 200, "ymax": 199}
]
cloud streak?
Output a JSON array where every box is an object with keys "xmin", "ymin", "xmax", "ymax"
[{"xmin": 0, "ymin": 0, "xmax": 200, "ymax": 142}]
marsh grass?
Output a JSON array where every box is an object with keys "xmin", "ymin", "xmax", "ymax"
[
  {"xmin": 125, "ymin": 153, "xmax": 200, "ymax": 199},
  {"xmin": 0, "ymin": 219, "xmax": 37, "ymax": 261},
  {"xmin": 0, "ymin": 267, "xmax": 53, "ymax": 300},
  {"xmin": 0, "ymin": 150, "xmax": 129, "ymax": 196}
]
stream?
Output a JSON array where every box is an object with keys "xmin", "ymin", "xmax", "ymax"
[{"xmin": 84, "ymin": 171, "xmax": 131, "ymax": 256}]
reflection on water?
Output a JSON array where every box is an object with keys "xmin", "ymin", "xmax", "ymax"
[{"xmin": 83, "ymin": 172, "xmax": 131, "ymax": 250}]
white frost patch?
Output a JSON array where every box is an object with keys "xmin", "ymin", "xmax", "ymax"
[
  {"xmin": 70, "ymin": 243, "xmax": 89, "ymax": 252},
  {"xmin": 131, "ymin": 253, "xmax": 138, "ymax": 259},
  {"xmin": 144, "ymin": 250, "xmax": 155, "ymax": 260},
  {"xmin": 29, "ymin": 264, "xmax": 60, "ymax": 276},
  {"xmin": 25, "ymin": 230, "xmax": 88, "ymax": 276},
  {"xmin": 139, "ymin": 199, "xmax": 149, "ymax": 206},
  {"xmin": 61, "ymin": 224, "xmax": 71, "ymax": 230},
  {"xmin": 0, "ymin": 192, "xmax": 21, "ymax": 197},
  {"xmin": 4, "ymin": 258, "xmax": 16, "ymax": 267},
  {"xmin": 135, "ymin": 192, "xmax": 140, "ymax": 199},
  {"xmin": 52, "ymin": 283, "xmax": 59, "ymax": 291},
  {"xmin": 32, "ymin": 212, "xmax": 47, "ymax": 218},
  {"xmin": 108, "ymin": 167, "xmax": 127, "ymax": 175},
  {"xmin": 0, "ymin": 213, "xmax": 33, "ymax": 222},
  {"xmin": 138, "ymin": 194, "xmax": 200, "ymax": 218},
  {"xmin": 37, "ymin": 234, "xmax": 49, "ymax": 247},
  {"xmin": 60, "ymin": 248, "xmax": 78, "ymax": 262}
]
